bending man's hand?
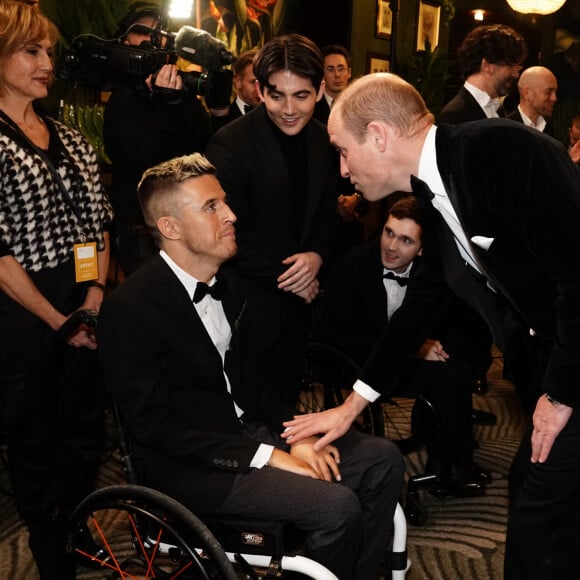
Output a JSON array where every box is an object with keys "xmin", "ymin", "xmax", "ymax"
[
  {"xmin": 267, "ymin": 448, "xmax": 320, "ymax": 479},
  {"xmin": 530, "ymin": 394, "xmax": 573, "ymax": 463},
  {"xmin": 282, "ymin": 391, "xmax": 369, "ymax": 451},
  {"xmin": 290, "ymin": 436, "xmax": 341, "ymax": 482},
  {"xmin": 277, "ymin": 252, "xmax": 322, "ymax": 295}
]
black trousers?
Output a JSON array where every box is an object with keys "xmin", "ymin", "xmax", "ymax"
[
  {"xmin": 0, "ymin": 265, "xmax": 104, "ymax": 579},
  {"xmin": 505, "ymin": 410, "xmax": 580, "ymax": 579},
  {"xmin": 398, "ymin": 357, "xmax": 474, "ymax": 474},
  {"xmin": 212, "ymin": 426, "xmax": 404, "ymax": 580}
]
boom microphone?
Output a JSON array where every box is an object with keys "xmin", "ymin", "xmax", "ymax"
[{"xmin": 175, "ymin": 26, "xmax": 235, "ymax": 71}]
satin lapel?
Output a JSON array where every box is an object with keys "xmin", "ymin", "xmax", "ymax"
[
  {"xmin": 458, "ymin": 87, "xmax": 487, "ymax": 120},
  {"xmin": 219, "ymin": 268, "xmax": 247, "ymax": 336},
  {"xmin": 156, "ymin": 257, "xmax": 224, "ymax": 363},
  {"xmin": 435, "ymin": 137, "xmax": 507, "ymax": 298}
]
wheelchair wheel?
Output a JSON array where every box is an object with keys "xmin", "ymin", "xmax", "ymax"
[
  {"xmin": 67, "ymin": 484, "xmax": 238, "ymax": 579},
  {"xmin": 304, "ymin": 342, "xmax": 385, "ymax": 437}
]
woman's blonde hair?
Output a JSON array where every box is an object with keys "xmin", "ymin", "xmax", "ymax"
[{"xmin": 0, "ymin": 1, "xmax": 58, "ymax": 93}]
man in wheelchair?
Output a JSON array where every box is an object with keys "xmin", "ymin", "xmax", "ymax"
[
  {"xmin": 98, "ymin": 153, "xmax": 405, "ymax": 579},
  {"xmin": 312, "ymin": 194, "xmax": 492, "ymax": 497}
]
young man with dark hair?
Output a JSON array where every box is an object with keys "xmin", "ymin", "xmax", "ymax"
[
  {"xmin": 206, "ymin": 34, "xmax": 339, "ymax": 406},
  {"xmin": 99, "ymin": 153, "xmax": 404, "ymax": 580},
  {"xmin": 314, "ymin": 194, "xmax": 490, "ymax": 496}
]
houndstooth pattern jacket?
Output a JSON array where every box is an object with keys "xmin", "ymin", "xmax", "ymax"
[{"xmin": 0, "ymin": 116, "xmax": 113, "ymax": 273}]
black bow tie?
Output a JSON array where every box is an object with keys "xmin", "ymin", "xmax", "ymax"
[
  {"xmin": 193, "ymin": 279, "xmax": 225, "ymax": 303},
  {"xmin": 411, "ymin": 176, "xmax": 435, "ymax": 202},
  {"xmin": 383, "ymin": 271, "xmax": 409, "ymax": 287},
  {"xmin": 244, "ymin": 104, "xmax": 254, "ymax": 114}
]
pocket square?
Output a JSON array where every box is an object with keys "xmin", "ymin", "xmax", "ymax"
[{"xmin": 470, "ymin": 235, "xmax": 494, "ymax": 251}]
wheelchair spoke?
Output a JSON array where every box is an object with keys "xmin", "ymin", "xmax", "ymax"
[{"xmin": 68, "ymin": 485, "xmax": 238, "ymax": 580}]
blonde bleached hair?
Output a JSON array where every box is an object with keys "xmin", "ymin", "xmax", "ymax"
[
  {"xmin": 334, "ymin": 73, "xmax": 434, "ymax": 143},
  {"xmin": 138, "ymin": 153, "xmax": 217, "ymax": 244},
  {"xmin": 0, "ymin": 0, "xmax": 58, "ymax": 94}
]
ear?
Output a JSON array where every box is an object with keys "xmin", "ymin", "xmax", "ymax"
[
  {"xmin": 481, "ymin": 58, "xmax": 494, "ymax": 75},
  {"xmin": 366, "ymin": 120, "xmax": 388, "ymax": 152},
  {"xmin": 522, "ymin": 85, "xmax": 531, "ymax": 102},
  {"xmin": 157, "ymin": 216, "xmax": 180, "ymax": 241},
  {"xmin": 417, "ymin": 245, "xmax": 423, "ymax": 257},
  {"xmin": 316, "ymin": 80, "xmax": 326, "ymax": 102},
  {"xmin": 256, "ymin": 81, "xmax": 266, "ymax": 103}
]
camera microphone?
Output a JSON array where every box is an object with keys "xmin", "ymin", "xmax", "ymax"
[{"xmin": 174, "ymin": 26, "xmax": 235, "ymax": 71}]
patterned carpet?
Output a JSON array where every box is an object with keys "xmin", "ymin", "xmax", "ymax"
[
  {"xmin": 0, "ymin": 352, "xmax": 527, "ymax": 579},
  {"xmin": 403, "ymin": 353, "xmax": 528, "ymax": 580}
]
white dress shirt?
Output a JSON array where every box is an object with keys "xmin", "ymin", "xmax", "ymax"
[
  {"xmin": 159, "ymin": 251, "xmax": 273, "ymax": 467},
  {"xmin": 235, "ymin": 96, "xmax": 251, "ymax": 115},
  {"xmin": 464, "ymin": 81, "xmax": 502, "ymax": 118},
  {"xmin": 353, "ymin": 125, "xmax": 485, "ymax": 403},
  {"xmin": 517, "ymin": 106, "xmax": 547, "ymax": 133},
  {"xmin": 383, "ymin": 263, "xmax": 411, "ymax": 320},
  {"xmin": 323, "ymin": 92, "xmax": 334, "ymax": 109}
]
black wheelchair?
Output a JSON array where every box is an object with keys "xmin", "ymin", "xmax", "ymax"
[
  {"xmin": 66, "ymin": 401, "xmax": 410, "ymax": 579},
  {"xmin": 303, "ymin": 342, "xmax": 442, "ymax": 527},
  {"xmin": 67, "ymin": 483, "xmax": 409, "ymax": 579}
]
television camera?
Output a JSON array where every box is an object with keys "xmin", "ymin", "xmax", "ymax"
[{"xmin": 59, "ymin": 25, "xmax": 235, "ymax": 109}]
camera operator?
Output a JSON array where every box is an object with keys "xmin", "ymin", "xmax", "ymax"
[{"xmin": 103, "ymin": 4, "xmax": 212, "ymax": 277}]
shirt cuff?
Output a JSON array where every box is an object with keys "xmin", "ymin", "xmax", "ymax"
[
  {"xmin": 353, "ymin": 379, "xmax": 381, "ymax": 402},
  {"xmin": 250, "ymin": 444, "xmax": 274, "ymax": 469}
]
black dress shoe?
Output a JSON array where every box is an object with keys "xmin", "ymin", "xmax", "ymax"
[
  {"xmin": 472, "ymin": 409, "xmax": 497, "ymax": 425},
  {"xmin": 430, "ymin": 463, "xmax": 490, "ymax": 498},
  {"xmin": 430, "ymin": 477, "xmax": 486, "ymax": 499},
  {"xmin": 460, "ymin": 461, "xmax": 492, "ymax": 485}
]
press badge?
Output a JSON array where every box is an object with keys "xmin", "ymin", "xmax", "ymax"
[{"xmin": 74, "ymin": 242, "xmax": 98, "ymax": 282}]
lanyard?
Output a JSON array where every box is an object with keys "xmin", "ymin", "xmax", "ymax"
[{"xmin": 0, "ymin": 108, "xmax": 86, "ymax": 236}]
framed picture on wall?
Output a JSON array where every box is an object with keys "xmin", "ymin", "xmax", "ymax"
[
  {"xmin": 415, "ymin": 0, "xmax": 441, "ymax": 52},
  {"xmin": 366, "ymin": 52, "xmax": 390, "ymax": 74},
  {"xmin": 376, "ymin": 0, "xmax": 393, "ymax": 39}
]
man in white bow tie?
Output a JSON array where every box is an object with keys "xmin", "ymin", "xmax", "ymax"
[{"xmin": 282, "ymin": 72, "xmax": 580, "ymax": 580}]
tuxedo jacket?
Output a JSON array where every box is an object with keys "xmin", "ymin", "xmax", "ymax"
[
  {"xmin": 504, "ymin": 107, "xmax": 555, "ymax": 137},
  {"xmin": 98, "ymin": 255, "xmax": 294, "ymax": 514},
  {"xmin": 211, "ymin": 100, "xmax": 243, "ymax": 133},
  {"xmin": 360, "ymin": 120, "xmax": 580, "ymax": 407},
  {"xmin": 432, "ymin": 120, "xmax": 580, "ymax": 403},
  {"xmin": 437, "ymin": 86, "xmax": 487, "ymax": 124},
  {"xmin": 314, "ymin": 238, "xmax": 478, "ymax": 395},
  {"xmin": 206, "ymin": 104, "xmax": 339, "ymax": 285},
  {"xmin": 313, "ymin": 97, "xmax": 331, "ymax": 125}
]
